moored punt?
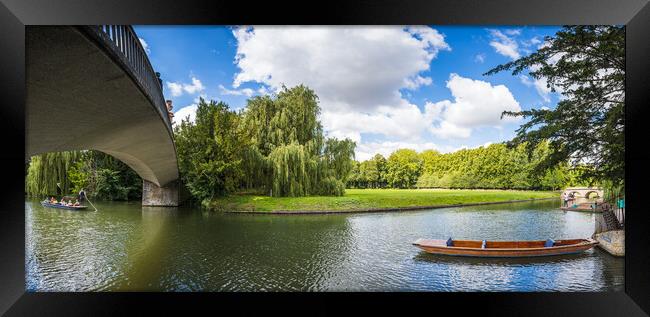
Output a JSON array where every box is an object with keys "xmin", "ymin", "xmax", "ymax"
[
  {"xmin": 560, "ymin": 203, "xmax": 603, "ymax": 213},
  {"xmin": 41, "ymin": 201, "xmax": 88, "ymax": 211},
  {"xmin": 413, "ymin": 238, "xmax": 598, "ymax": 258}
]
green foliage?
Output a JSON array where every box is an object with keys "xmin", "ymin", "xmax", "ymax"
[
  {"xmin": 67, "ymin": 159, "xmax": 90, "ymax": 194},
  {"xmin": 602, "ymin": 179, "xmax": 624, "ymax": 204},
  {"xmin": 78, "ymin": 151, "xmax": 142, "ymax": 201},
  {"xmin": 347, "ymin": 154, "xmax": 388, "ymax": 189},
  {"xmin": 244, "ymin": 85, "xmax": 355, "ymax": 197},
  {"xmin": 385, "ymin": 149, "xmax": 422, "ymax": 189},
  {"xmin": 485, "ymin": 25, "xmax": 624, "ymax": 187},
  {"xmin": 95, "ymin": 169, "xmax": 130, "ymax": 200},
  {"xmin": 540, "ymin": 164, "xmax": 569, "ymax": 191},
  {"xmin": 355, "ymin": 142, "xmax": 579, "ymax": 191},
  {"xmin": 26, "ymin": 151, "xmax": 81, "ymax": 197},
  {"xmin": 26, "ymin": 150, "xmax": 141, "ymax": 200},
  {"xmin": 174, "ymin": 85, "xmax": 357, "ymax": 201},
  {"xmin": 322, "ymin": 138, "xmax": 356, "ymax": 184},
  {"xmin": 268, "ymin": 143, "xmax": 312, "ymax": 197},
  {"xmin": 174, "ymin": 100, "xmax": 248, "ymax": 203}
]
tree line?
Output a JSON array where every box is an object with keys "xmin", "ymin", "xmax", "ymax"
[{"xmin": 347, "ymin": 142, "xmax": 591, "ymax": 191}]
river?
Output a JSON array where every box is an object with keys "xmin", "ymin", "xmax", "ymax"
[{"xmin": 25, "ymin": 199, "xmax": 624, "ymax": 292}]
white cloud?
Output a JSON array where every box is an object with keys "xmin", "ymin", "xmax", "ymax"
[
  {"xmin": 325, "ymin": 74, "xmax": 522, "ymax": 141},
  {"xmin": 166, "ymin": 82, "xmax": 183, "ymax": 97},
  {"xmin": 428, "ymin": 119, "xmax": 472, "ymax": 139},
  {"xmin": 356, "ymin": 141, "xmax": 440, "ymax": 161},
  {"xmin": 405, "ymin": 25, "xmax": 451, "ymax": 54},
  {"xmin": 321, "ymin": 100, "xmax": 440, "ymax": 143},
  {"xmin": 403, "ymin": 75, "xmax": 433, "ymax": 90},
  {"xmin": 522, "ymin": 36, "xmax": 542, "ymax": 47},
  {"xmin": 356, "ymin": 142, "xmax": 469, "ymax": 160},
  {"xmin": 183, "ymin": 77, "xmax": 205, "ymax": 94},
  {"xmin": 520, "ymin": 74, "xmax": 551, "ymax": 103},
  {"xmin": 257, "ymin": 86, "xmax": 272, "ymax": 95},
  {"xmin": 218, "ymin": 84, "xmax": 254, "ymax": 97},
  {"xmin": 488, "ymin": 29, "xmax": 520, "ymax": 60},
  {"xmin": 139, "ymin": 37, "xmax": 151, "ymax": 54},
  {"xmin": 426, "ymin": 73, "xmax": 521, "ymax": 139},
  {"xmin": 533, "ymin": 77, "xmax": 552, "ymax": 102},
  {"xmin": 474, "ymin": 54, "xmax": 485, "ymax": 63},
  {"xmin": 229, "ymin": 26, "xmax": 519, "ymax": 158},
  {"xmin": 166, "ymin": 76, "xmax": 205, "ymax": 97},
  {"xmin": 230, "ymin": 25, "xmax": 456, "ymax": 158},
  {"xmin": 173, "ymin": 104, "xmax": 198, "ymax": 126},
  {"xmin": 519, "ymin": 74, "xmax": 533, "ymax": 86},
  {"xmin": 232, "ymin": 26, "xmax": 450, "ymax": 112},
  {"xmin": 504, "ymin": 29, "xmax": 522, "ymax": 36}
]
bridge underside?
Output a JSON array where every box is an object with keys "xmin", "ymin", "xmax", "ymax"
[{"xmin": 27, "ymin": 26, "xmax": 180, "ymax": 205}]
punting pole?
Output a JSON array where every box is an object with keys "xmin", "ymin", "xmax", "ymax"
[{"xmin": 85, "ymin": 196, "xmax": 98, "ymax": 212}]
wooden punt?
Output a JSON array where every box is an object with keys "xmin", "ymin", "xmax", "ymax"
[
  {"xmin": 41, "ymin": 201, "xmax": 88, "ymax": 211},
  {"xmin": 413, "ymin": 238, "xmax": 598, "ymax": 258},
  {"xmin": 560, "ymin": 204, "xmax": 603, "ymax": 213}
]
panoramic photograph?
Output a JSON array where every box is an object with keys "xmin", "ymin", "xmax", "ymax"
[{"xmin": 25, "ymin": 25, "xmax": 625, "ymax": 291}]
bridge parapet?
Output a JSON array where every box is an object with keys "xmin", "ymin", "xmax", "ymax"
[{"xmin": 80, "ymin": 25, "xmax": 173, "ymax": 133}]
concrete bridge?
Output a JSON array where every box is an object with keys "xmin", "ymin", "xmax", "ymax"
[
  {"xmin": 562, "ymin": 187, "xmax": 604, "ymax": 203},
  {"xmin": 26, "ymin": 26, "xmax": 180, "ymax": 206}
]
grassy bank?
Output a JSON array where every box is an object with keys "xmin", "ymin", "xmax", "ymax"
[{"xmin": 207, "ymin": 189, "xmax": 559, "ymax": 213}]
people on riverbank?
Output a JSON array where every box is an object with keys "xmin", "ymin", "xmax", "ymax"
[
  {"xmin": 166, "ymin": 100, "xmax": 174, "ymax": 121},
  {"xmin": 568, "ymin": 192, "xmax": 575, "ymax": 207}
]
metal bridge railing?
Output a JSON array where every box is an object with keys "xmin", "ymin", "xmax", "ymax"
[
  {"xmin": 79, "ymin": 25, "xmax": 172, "ymax": 132},
  {"xmin": 614, "ymin": 206, "xmax": 625, "ymax": 228}
]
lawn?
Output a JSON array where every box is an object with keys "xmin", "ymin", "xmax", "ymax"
[{"xmin": 208, "ymin": 188, "xmax": 559, "ymax": 213}]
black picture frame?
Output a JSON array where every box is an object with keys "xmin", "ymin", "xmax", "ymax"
[{"xmin": 1, "ymin": 0, "xmax": 649, "ymax": 315}]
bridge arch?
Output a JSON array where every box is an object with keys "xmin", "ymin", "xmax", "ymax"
[
  {"xmin": 27, "ymin": 26, "xmax": 180, "ymax": 205},
  {"xmin": 562, "ymin": 187, "xmax": 604, "ymax": 204}
]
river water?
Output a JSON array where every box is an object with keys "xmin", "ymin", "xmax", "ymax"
[{"xmin": 25, "ymin": 199, "xmax": 624, "ymax": 292}]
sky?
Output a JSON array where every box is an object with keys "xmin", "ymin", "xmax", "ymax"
[{"xmin": 134, "ymin": 25, "xmax": 563, "ymax": 161}]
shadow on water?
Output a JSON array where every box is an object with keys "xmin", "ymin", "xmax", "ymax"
[
  {"xmin": 26, "ymin": 199, "xmax": 624, "ymax": 291},
  {"xmin": 413, "ymin": 250, "xmax": 593, "ymax": 266},
  {"xmin": 112, "ymin": 207, "xmax": 178, "ymax": 291}
]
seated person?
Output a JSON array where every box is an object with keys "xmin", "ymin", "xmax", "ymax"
[
  {"xmin": 49, "ymin": 197, "xmax": 55, "ymax": 203},
  {"xmin": 74, "ymin": 200, "xmax": 80, "ymax": 206},
  {"xmin": 60, "ymin": 199, "xmax": 66, "ymax": 205}
]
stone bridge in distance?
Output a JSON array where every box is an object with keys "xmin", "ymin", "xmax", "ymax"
[{"xmin": 27, "ymin": 26, "xmax": 180, "ymax": 206}]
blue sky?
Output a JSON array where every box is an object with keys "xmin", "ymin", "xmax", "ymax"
[{"xmin": 134, "ymin": 25, "xmax": 562, "ymax": 161}]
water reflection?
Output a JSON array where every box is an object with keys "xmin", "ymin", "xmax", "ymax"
[
  {"xmin": 412, "ymin": 251, "xmax": 592, "ymax": 291},
  {"xmin": 26, "ymin": 199, "xmax": 623, "ymax": 292}
]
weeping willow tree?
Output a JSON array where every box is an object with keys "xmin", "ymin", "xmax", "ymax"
[
  {"xmin": 268, "ymin": 143, "xmax": 313, "ymax": 197},
  {"xmin": 26, "ymin": 150, "xmax": 142, "ymax": 200},
  {"xmin": 175, "ymin": 85, "xmax": 356, "ymax": 201},
  {"xmin": 241, "ymin": 85, "xmax": 356, "ymax": 197},
  {"xmin": 26, "ymin": 151, "xmax": 81, "ymax": 197}
]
